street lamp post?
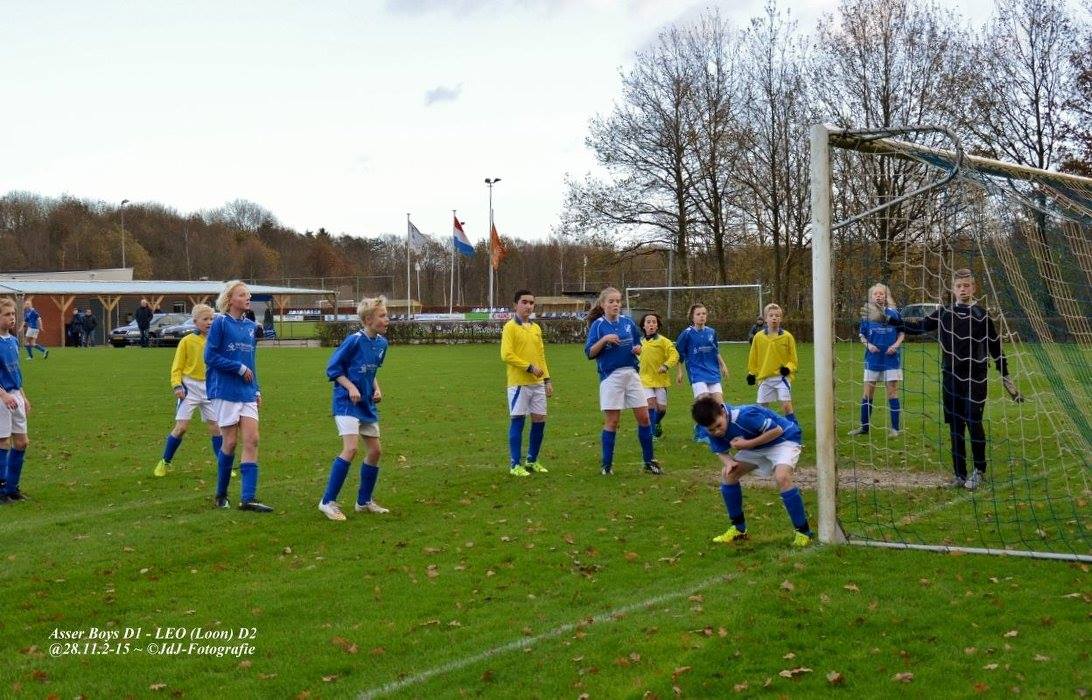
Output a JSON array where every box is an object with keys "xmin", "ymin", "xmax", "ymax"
[
  {"xmin": 120, "ymin": 199, "xmax": 130, "ymax": 269},
  {"xmin": 484, "ymin": 177, "xmax": 501, "ymax": 310}
]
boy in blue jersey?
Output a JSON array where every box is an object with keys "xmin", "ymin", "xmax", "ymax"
[
  {"xmin": 676, "ymin": 303, "xmax": 729, "ymax": 442},
  {"xmin": 585, "ymin": 287, "xmax": 660, "ymax": 475},
  {"xmin": 318, "ymin": 297, "xmax": 390, "ymax": 521},
  {"xmin": 690, "ymin": 395, "xmax": 814, "ymax": 547},
  {"xmin": 21, "ymin": 300, "xmax": 48, "ymax": 359},
  {"xmin": 848, "ymin": 284, "xmax": 904, "ymax": 438},
  {"xmin": 0, "ymin": 298, "xmax": 32, "ymax": 502},
  {"xmin": 204, "ymin": 281, "xmax": 272, "ymax": 512}
]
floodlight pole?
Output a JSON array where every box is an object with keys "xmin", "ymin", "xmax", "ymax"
[
  {"xmin": 810, "ymin": 123, "xmax": 843, "ymax": 545},
  {"xmin": 120, "ymin": 199, "xmax": 130, "ymax": 269}
]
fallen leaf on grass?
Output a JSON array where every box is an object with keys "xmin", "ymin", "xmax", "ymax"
[
  {"xmin": 779, "ymin": 667, "xmax": 812, "ymax": 679},
  {"xmin": 827, "ymin": 671, "xmax": 845, "ymax": 685}
]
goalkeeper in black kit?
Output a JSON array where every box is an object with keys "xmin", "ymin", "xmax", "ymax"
[{"xmin": 899, "ymin": 268, "xmax": 1023, "ymax": 491}]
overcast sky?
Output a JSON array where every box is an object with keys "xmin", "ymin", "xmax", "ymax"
[{"xmin": 1, "ymin": 0, "xmax": 998, "ymax": 245}]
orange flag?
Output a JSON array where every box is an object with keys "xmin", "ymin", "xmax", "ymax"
[{"xmin": 489, "ymin": 223, "xmax": 507, "ymax": 271}]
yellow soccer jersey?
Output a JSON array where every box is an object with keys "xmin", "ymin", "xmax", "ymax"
[
  {"xmin": 638, "ymin": 334, "xmax": 679, "ymax": 388},
  {"xmin": 170, "ymin": 332, "xmax": 207, "ymax": 387},
  {"xmin": 748, "ymin": 328, "xmax": 798, "ymax": 381},
  {"xmin": 500, "ymin": 317, "xmax": 550, "ymax": 387}
]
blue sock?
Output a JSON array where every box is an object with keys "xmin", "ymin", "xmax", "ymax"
[
  {"xmin": 780, "ymin": 487, "xmax": 810, "ymax": 533},
  {"xmin": 601, "ymin": 430, "xmax": 616, "ymax": 468},
  {"xmin": 508, "ymin": 416, "xmax": 526, "ymax": 467},
  {"xmin": 860, "ymin": 398, "xmax": 872, "ymax": 430},
  {"xmin": 239, "ymin": 462, "xmax": 258, "ymax": 502},
  {"xmin": 162, "ymin": 434, "xmax": 183, "ymax": 463},
  {"xmin": 5, "ymin": 449, "xmax": 25, "ymax": 494},
  {"xmin": 211, "ymin": 435, "xmax": 223, "ymax": 460},
  {"xmin": 720, "ymin": 483, "xmax": 745, "ymax": 530},
  {"xmin": 785, "ymin": 412, "xmax": 798, "ymax": 425},
  {"xmin": 358, "ymin": 463, "xmax": 380, "ymax": 505},
  {"xmin": 889, "ymin": 398, "xmax": 901, "ymax": 431},
  {"xmin": 215, "ymin": 450, "xmax": 234, "ymax": 497},
  {"xmin": 0, "ymin": 447, "xmax": 8, "ymax": 483},
  {"xmin": 527, "ymin": 421, "xmax": 545, "ymax": 462},
  {"xmin": 638, "ymin": 424, "xmax": 654, "ymax": 463},
  {"xmin": 323, "ymin": 457, "xmax": 351, "ymax": 504}
]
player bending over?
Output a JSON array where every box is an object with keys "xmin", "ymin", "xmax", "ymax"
[{"xmin": 691, "ymin": 395, "xmax": 814, "ymax": 547}]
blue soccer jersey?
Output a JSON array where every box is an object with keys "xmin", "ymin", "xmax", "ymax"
[
  {"xmin": 0, "ymin": 334, "xmax": 22, "ymax": 391},
  {"xmin": 585, "ymin": 315, "xmax": 642, "ymax": 381},
  {"xmin": 675, "ymin": 326, "xmax": 722, "ymax": 384},
  {"xmin": 707, "ymin": 404, "xmax": 802, "ymax": 454},
  {"xmin": 326, "ymin": 330, "xmax": 388, "ymax": 423},
  {"xmin": 23, "ymin": 308, "xmax": 40, "ymax": 330},
  {"xmin": 860, "ymin": 308, "xmax": 902, "ymax": 371},
  {"xmin": 204, "ymin": 314, "xmax": 260, "ymax": 402}
]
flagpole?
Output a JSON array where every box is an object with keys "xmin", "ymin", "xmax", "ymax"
[
  {"xmin": 405, "ymin": 213, "xmax": 412, "ymax": 320},
  {"xmin": 449, "ymin": 210, "xmax": 456, "ymax": 314}
]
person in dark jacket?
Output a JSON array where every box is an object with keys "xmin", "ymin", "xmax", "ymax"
[
  {"xmin": 135, "ymin": 299, "xmax": 154, "ymax": 348},
  {"xmin": 80, "ymin": 309, "xmax": 98, "ymax": 347}
]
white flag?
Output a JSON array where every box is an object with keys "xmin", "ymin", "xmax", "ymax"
[{"xmin": 407, "ymin": 219, "xmax": 429, "ymax": 254}]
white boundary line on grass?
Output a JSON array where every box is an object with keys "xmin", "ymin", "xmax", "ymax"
[{"xmin": 357, "ymin": 573, "xmax": 729, "ymax": 700}]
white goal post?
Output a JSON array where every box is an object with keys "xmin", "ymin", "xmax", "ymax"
[{"xmin": 624, "ymin": 284, "xmax": 764, "ymax": 336}]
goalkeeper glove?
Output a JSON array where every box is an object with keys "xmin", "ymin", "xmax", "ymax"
[
  {"xmin": 1002, "ymin": 376, "xmax": 1024, "ymax": 403},
  {"xmin": 746, "ymin": 374, "xmax": 756, "ymax": 386},
  {"xmin": 779, "ymin": 366, "xmax": 791, "ymax": 377}
]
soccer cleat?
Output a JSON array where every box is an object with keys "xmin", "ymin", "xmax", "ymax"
[
  {"xmin": 965, "ymin": 470, "xmax": 985, "ymax": 491},
  {"xmin": 355, "ymin": 500, "xmax": 389, "ymax": 514},
  {"xmin": 524, "ymin": 460, "xmax": 548, "ymax": 474},
  {"xmin": 643, "ymin": 460, "xmax": 663, "ymax": 475},
  {"xmin": 653, "ymin": 423, "xmax": 663, "ymax": 439},
  {"xmin": 214, "ymin": 495, "xmax": 230, "ymax": 509},
  {"xmin": 888, "ymin": 428, "xmax": 901, "ymax": 438},
  {"xmin": 318, "ymin": 500, "xmax": 346, "ymax": 521},
  {"xmin": 948, "ymin": 476, "xmax": 967, "ymax": 489},
  {"xmin": 712, "ymin": 525, "xmax": 748, "ymax": 544},
  {"xmin": 509, "ymin": 465, "xmax": 531, "ymax": 477},
  {"xmin": 153, "ymin": 459, "xmax": 169, "ymax": 477},
  {"xmin": 600, "ymin": 465, "xmax": 613, "ymax": 475},
  {"xmin": 239, "ymin": 500, "xmax": 274, "ymax": 513},
  {"xmin": 847, "ymin": 427, "xmax": 869, "ymax": 436},
  {"xmin": 792, "ymin": 530, "xmax": 815, "ymax": 548}
]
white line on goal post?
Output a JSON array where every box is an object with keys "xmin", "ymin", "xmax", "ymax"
[{"xmin": 809, "ymin": 123, "xmax": 843, "ymax": 546}]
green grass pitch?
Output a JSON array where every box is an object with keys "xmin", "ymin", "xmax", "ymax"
[{"xmin": 2, "ymin": 344, "xmax": 1088, "ymax": 697}]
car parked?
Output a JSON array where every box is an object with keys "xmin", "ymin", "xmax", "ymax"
[{"xmin": 109, "ymin": 313, "xmax": 189, "ymax": 347}]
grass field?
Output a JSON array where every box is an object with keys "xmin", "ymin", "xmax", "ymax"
[{"xmin": 3, "ymin": 344, "xmax": 1089, "ymax": 698}]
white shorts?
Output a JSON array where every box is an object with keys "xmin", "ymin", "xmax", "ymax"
[
  {"xmin": 643, "ymin": 387, "xmax": 668, "ymax": 405},
  {"xmin": 25, "ymin": 328, "xmax": 39, "ymax": 340},
  {"xmin": 175, "ymin": 377, "xmax": 216, "ymax": 423},
  {"xmin": 334, "ymin": 415, "xmax": 380, "ymax": 438},
  {"xmin": 0, "ymin": 389, "xmax": 28, "ymax": 438},
  {"xmin": 508, "ymin": 383, "xmax": 548, "ymax": 417},
  {"xmin": 212, "ymin": 399, "xmax": 259, "ymax": 428},
  {"xmin": 864, "ymin": 368, "xmax": 903, "ymax": 382},
  {"xmin": 757, "ymin": 376, "xmax": 793, "ymax": 403},
  {"xmin": 734, "ymin": 441, "xmax": 801, "ymax": 478},
  {"xmin": 600, "ymin": 368, "xmax": 647, "ymax": 410},
  {"xmin": 691, "ymin": 382, "xmax": 723, "ymax": 398}
]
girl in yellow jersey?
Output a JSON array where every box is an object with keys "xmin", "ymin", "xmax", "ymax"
[
  {"xmin": 638, "ymin": 313, "xmax": 679, "ymax": 439},
  {"xmin": 153, "ymin": 304, "xmax": 223, "ymax": 476}
]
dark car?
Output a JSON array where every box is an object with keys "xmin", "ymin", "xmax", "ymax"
[
  {"xmin": 151, "ymin": 318, "xmax": 198, "ymax": 347},
  {"xmin": 110, "ymin": 313, "xmax": 189, "ymax": 347}
]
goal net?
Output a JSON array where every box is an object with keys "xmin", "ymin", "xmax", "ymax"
[
  {"xmin": 810, "ymin": 123, "xmax": 1091, "ymax": 562},
  {"xmin": 624, "ymin": 284, "xmax": 764, "ymax": 341}
]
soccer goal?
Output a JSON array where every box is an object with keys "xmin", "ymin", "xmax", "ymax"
[
  {"xmin": 624, "ymin": 284, "xmax": 763, "ymax": 341},
  {"xmin": 810, "ymin": 123, "xmax": 1091, "ymax": 562}
]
